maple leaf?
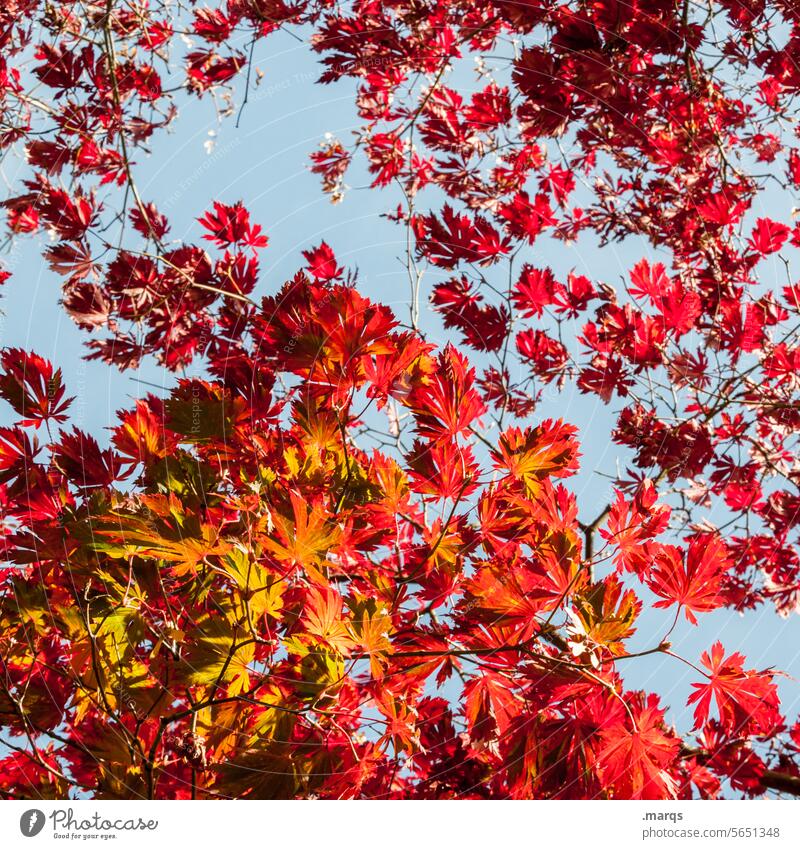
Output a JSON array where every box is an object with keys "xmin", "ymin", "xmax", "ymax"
[
  {"xmin": 463, "ymin": 672, "xmax": 519, "ymax": 743},
  {"xmin": 647, "ymin": 536, "xmax": 727, "ymax": 624},
  {"xmin": 347, "ymin": 596, "xmax": 394, "ymax": 677},
  {"xmin": 407, "ymin": 344, "xmax": 486, "ymax": 440},
  {"xmin": 629, "ymin": 259, "xmax": 670, "ymax": 301},
  {"xmin": 463, "ymin": 550, "xmax": 577, "ymax": 629},
  {"xmin": 363, "ymin": 331, "xmax": 435, "ymax": 408},
  {"xmin": 0, "ymin": 426, "xmax": 40, "ymax": 483},
  {"xmin": 596, "ymin": 695, "xmax": 680, "ymax": 799},
  {"xmin": 260, "ymin": 280, "xmax": 398, "ymax": 399},
  {"xmin": 656, "ymin": 282, "xmax": 702, "ymax": 337},
  {"xmin": 748, "ymin": 217, "xmax": 789, "ymax": 256},
  {"xmin": 222, "ymin": 548, "xmax": 284, "ymax": 620},
  {"xmin": 44, "ymin": 241, "xmax": 97, "ymax": 283},
  {"xmin": 112, "ymin": 399, "xmax": 174, "ymax": 462},
  {"xmin": 601, "ymin": 482, "xmax": 670, "ymax": 574},
  {"xmin": 52, "ymin": 428, "xmax": 126, "ymax": 488},
  {"xmin": 193, "ymin": 7, "xmax": 234, "ymax": 42},
  {"xmin": 552, "ymin": 272, "xmax": 596, "ymax": 317},
  {"xmin": 301, "ymin": 586, "xmax": 355, "ymax": 654},
  {"xmin": 688, "ymin": 642, "xmax": 782, "ymax": 736},
  {"xmin": 573, "ymin": 576, "xmax": 641, "ymax": 657},
  {"xmin": 516, "ymin": 329, "xmax": 568, "ymax": 380},
  {"xmin": 630, "ymin": 261, "xmax": 701, "ymax": 337},
  {"xmin": 431, "ymin": 277, "xmax": 510, "ymax": 352},
  {"xmin": 497, "ymin": 190, "xmax": 555, "ymax": 243},
  {"xmin": 198, "ymin": 201, "xmax": 268, "ymax": 249},
  {"xmin": 129, "ymin": 202, "xmax": 169, "ymax": 240},
  {"xmin": 696, "ymin": 191, "xmax": 747, "ymax": 227},
  {"xmin": 540, "ymin": 163, "xmax": 575, "ymax": 206},
  {"xmin": 183, "ymin": 610, "xmax": 255, "ymax": 696},
  {"xmin": 374, "ymin": 693, "xmax": 420, "ymax": 755},
  {"xmin": 405, "ymin": 438, "xmax": 480, "ymax": 500},
  {"xmin": 301, "ymin": 241, "xmax": 343, "ymax": 281},
  {"xmin": 264, "ymin": 492, "xmax": 341, "ymax": 581},
  {"xmin": 512, "ymin": 265, "xmax": 558, "ymax": 318},
  {"xmin": 577, "ymin": 354, "xmax": 633, "ymax": 403},
  {"xmin": 186, "ymin": 49, "xmax": 246, "ymax": 93},
  {"xmin": 464, "ymin": 83, "xmax": 512, "ymax": 129},
  {"xmin": 492, "ymin": 419, "xmax": 580, "ymax": 494},
  {"xmin": 91, "ymin": 505, "xmax": 231, "ymax": 576},
  {"xmin": 413, "ymin": 205, "xmax": 510, "ymax": 268},
  {"xmin": 0, "ymin": 349, "xmax": 73, "ymax": 428}
]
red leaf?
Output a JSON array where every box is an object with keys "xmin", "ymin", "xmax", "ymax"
[
  {"xmin": 130, "ymin": 202, "xmax": 169, "ymax": 240},
  {"xmin": 406, "ymin": 438, "xmax": 480, "ymax": 500},
  {"xmin": 52, "ymin": 427, "xmax": 127, "ymax": 488},
  {"xmin": 431, "ymin": 277, "xmax": 509, "ymax": 352},
  {"xmin": 512, "ymin": 265, "xmax": 558, "ymax": 318},
  {"xmin": 629, "ymin": 259, "xmax": 670, "ymax": 301},
  {"xmin": 407, "ymin": 344, "xmax": 486, "ymax": 440},
  {"xmin": 647, "ymin": 536, "xmax": 727, "ymax": 624},
  {"xmin": 0, "ymin": 349, "xmax": 73, "ymax": 428},
  {"xmin": 302, "ymin": 241, "xmax": 343, "ymax": 282},
  {"xmin": 688, "ymin": 642, "xmax": 782, "ymax": 736},
  {"xmin": 492, "ymin": 419, "xmax": 580, "ymax": 488},
  {"xmin": 748, "ymin": 218, "xmax": 789, "ymax": 255},
  {"xmin": 497, "ymin": 190, "xmax": 555, "ymax": 243},
  {"xmin": 463, "ymin": 673, "xmax": 519, "ymax": 743},
  {"xmin": 198, "ymin": 201, "xmax": 268, "ymax": 249},
  {"xmin": 413, "ymin": 205, "xmax": 510, "ymax": 268},
  {"xmin": 516, "ymin": 329, "xmax": 568, "ymax": 381},
  {"xmin": 601, "ymin": 482, "xmax": 670, "ymax": 574},
  {"xmin": 596, "ymin": 695, "xmax": 680, "ymax": 799}
]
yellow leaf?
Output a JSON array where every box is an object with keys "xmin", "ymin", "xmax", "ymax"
[
  {"xmin": 574, "ymin": 576, "xmax": 641, "ymax": 656},
  {"xmin": 347, "ymin": 596, "xmax": 394, "ymax": 677},
  {"xmin": 301, "ymin": 586, "xmax": 354, "ymax": 654},
  {"xmin": 183, "ymin": 611, "xmax": 254, "ymax": 694},
  {"xmin": 222, "ymin": 548, "xmax": 284, "ymax": 619},
  {"xmin": 264, "ymin": 492, "xmax": 340, "ymax": 577}
]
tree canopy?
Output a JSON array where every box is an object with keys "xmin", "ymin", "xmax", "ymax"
[{"xmin": 1, "ymin": 0, "xmax": 799, "ymax": 799}]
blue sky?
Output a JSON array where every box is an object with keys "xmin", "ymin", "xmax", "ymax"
[{"xmin": 0, "ymin": 27, "xmax": 798, "ymax": 741}]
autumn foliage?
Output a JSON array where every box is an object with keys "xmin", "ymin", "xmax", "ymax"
[{"xmin": 1, "ymin": 0, "xmax": 800, "ymax": 800}]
